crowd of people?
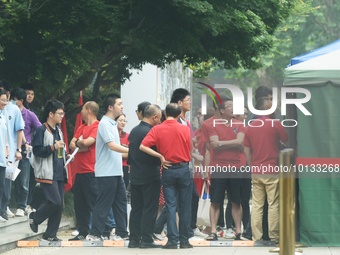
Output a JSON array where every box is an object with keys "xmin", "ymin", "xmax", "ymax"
[{"xmin": 0, "ymin": 81, "xmax": 288, "ymax": 248}]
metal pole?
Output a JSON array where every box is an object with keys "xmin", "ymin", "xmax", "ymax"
[{"xmin": 279, "ymin": 148, "xmax": 296, "ymax": 255}]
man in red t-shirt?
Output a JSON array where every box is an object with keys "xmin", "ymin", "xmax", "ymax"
[
  {"xmin": 206, "ymin": 98, "xmax": 245, "ymax": 241},
  {"xmin": 140, "ymin": 103, "xmax": 193, "ymax": 249},
  {"xmin": 68, "ymin": 101, "xmax": 100, "ymax": 241},
  {"xmin": 243, "ymin": 97, "xmax": 288, "ymax": 242}
]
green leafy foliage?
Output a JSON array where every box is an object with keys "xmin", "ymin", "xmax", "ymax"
[{"xmin": 0, "ymin": 0, "xmax": 297, "ymax": 109}]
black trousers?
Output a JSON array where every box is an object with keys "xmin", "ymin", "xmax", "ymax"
[
  {"xmin": 129, "ymin": 180, "xmax": 160, "ymax": 243},
  {"xmin": 190, "ymin": 180, "xmax": 199, "ymax": 229},
  {"xmin": 73, "ymin": 173, "xmax": 98, "ymax": 236},
  {"xmin": 90, "ymin": 176, "xmax": 128, "ymax": 237},
  {"xmin": 33, "ymin": 181, "xmax": 64, "ymax": 238}
]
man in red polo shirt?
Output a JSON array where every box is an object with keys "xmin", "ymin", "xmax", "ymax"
[
  {"xmin": 140, "ymin": 103, "xmax": 192, "ymax": 249},
  {"xmin": 243, "ymin": 97, "xmax": 288, "ymax": 242},
  {"xmin": 206, "ymin": 97, "xmax": 245, "ymax": 241},
  {"xmin": 68, "ymin": 101, "xmax": 100, "ymax": 241}
]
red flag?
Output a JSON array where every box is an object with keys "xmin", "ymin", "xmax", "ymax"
[{"xmin": 64, "ymin": 90, "xmax": 83, "ymax": 192}]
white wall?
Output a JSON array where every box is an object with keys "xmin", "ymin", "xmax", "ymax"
[
  {"xmin": 121, "ymin": 64, "xmax": 158, "ymax": 132},
  {"xmin": 121, "ymin": 62, "xmax": 193, "ymax": 133}
]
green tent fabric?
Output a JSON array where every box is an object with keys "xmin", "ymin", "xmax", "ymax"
[{"xmin": 284, "ymin": 50, "xmax": 340, "ymax": 246}]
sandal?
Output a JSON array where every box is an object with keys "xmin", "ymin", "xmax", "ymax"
[{"xmin": 206, "ymin": 232, "xmax": 218, "ymax": 241}]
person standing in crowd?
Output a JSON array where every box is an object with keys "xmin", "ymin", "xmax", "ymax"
[
  {"xmin": 0, "ymin": 81, "xmax": 24, "ymax": 220},
  {"xmin": 128, "ymin": 104, "xmax": 162, "ymax": 248},
  {"xmin": 206, "ymin": 97, "xmax": 245, "ymax": 241},
  {"xmin": 0, "ymin": 89, "xmax": 9, "ymax": 222},
  {"xmin": 86, "ymin": 94, "xmax": 129, "ymax": 241},
  {"xmin": 10, "ymin": 88, "xmax": 41, "ymax": 217},
  {"xmin": 192, "ymin": 107, "xmax": 204, "ymax": 130},
  {"xmin": 135, "ymin": 101, "xmax": 151, "ymax": 121},
  {"xmin": 22, "ymin": 83, "xmax": 36, "ymax": 113},
  {"xmin": 115, "ymin": 113, "xmax": 130, "ymax": 189},
  {"xmin": 170, "ymin": 88, "xmax": 204, "ymax": 238},
  {"xmin": 29, "ymin": 100, "xmax": 68, "ymax": 241},
  {"xmin": 244, "ymin": 97, "xmax": 288, "ymax": 243},
  {"xmin": 21, "ymin": 83, "xmax": 41, "ymax": 214},
  {"xmin": 224, "ymin": 106, "xmax": 251, "ymax": 239},
  {"xmin": 140, "ymin": 103, "xmax": 193, "ymax": 249},
  {"xmin": 68, "ymin": 101, "xmax": 100, "ymax": 241}
]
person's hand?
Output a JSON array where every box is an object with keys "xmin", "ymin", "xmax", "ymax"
[
  {"xmin": 15, "ymin": 150, "xmax": 22, "ymax": 161},
  {"xmin": 203, "ymin": 172, "xmax": 211, "ymax": 186},
  {"xmin": 54, "ymin": 140, "xmax": 64, "ymax": 149},
  {"xmin": 160, "ymin": 156, "xmax": 171, "ymax": 169}
]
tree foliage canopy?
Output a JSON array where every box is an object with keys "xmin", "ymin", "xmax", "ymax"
[{"xmin": 0, "ymin": 0, "xmax": 297, "ymax": 103}]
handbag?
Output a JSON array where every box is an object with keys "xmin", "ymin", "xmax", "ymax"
[{"xmin": 196, "ymin": 180, "xmax": 211, "ymax": 226}]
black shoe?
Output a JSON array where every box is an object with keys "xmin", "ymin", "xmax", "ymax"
[
  {"xmin": 68, "ymin": 235, "xmax": 86, "ymax": 241},
  {"xmin": 42, "ymin": 236, "xmax": 62, "ymax": 241},
  {"xmin": 162, "ymin": 242, "xmax": 178, "ymax": 249},
  {"xmin": 235, "ymin": 233, "xmax": 241, "ymax": 240},
  {"xmin": 1, "ymin": 212, "xmax": 8, "ymax": 221},
  {"xmin": 128, "ymin": 240, "xmax": 140, "ymax": 248},
  {"xmin": 28, "ymin": 212, "xmax": 38, "ymax": 233},
  {"xmin": 139, "ymin": 242, "xmax": 162, "ymax": 248},
  {"xmin": 241, "ymin": 232, "xmax": 252, "ymax": 241},
  {"xmin": 180, "ymin": 243, "xmax": 193, "ymax": 249}
]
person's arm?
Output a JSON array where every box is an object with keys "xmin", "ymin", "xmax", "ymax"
[
  {"xmin": 15, "ymin": 130, "xmax": 24, "ymax": 161},
  {"xmin": 70, "ymin": 136, "xmax": 89, "ymax": 152},
  {"xmin": 139, "ymin": 144, "xmax": 171, "ymax": 169},
  {"xmin": 32, "ymin": 128, "xmax": 55, "ymax": 158},
  {"xmin": 210, "ymin": 132, "xmax": 245, "ymax": 151},
  {"xmin": 107, "ymin": 141, "xmax": 129, "ymax": 154}
]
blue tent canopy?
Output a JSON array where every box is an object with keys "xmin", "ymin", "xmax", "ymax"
[{"xmin": 289, "ymin": 39, "xmax": 340, "ymax": 66}]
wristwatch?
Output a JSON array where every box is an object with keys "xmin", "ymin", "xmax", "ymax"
[{"xmin": 16, "ymin": 148, "xmax": 22, "ymax": 152}]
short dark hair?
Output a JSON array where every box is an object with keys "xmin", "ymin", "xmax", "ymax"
[
  {"xmin": 170, "ymin": 88, "xmax": 190, "ymax": 103},
  {"xmin": 165, "ymin": 103, "xmax": 181, "ymax": 118},
  {"xmin": 255, "ymin": 97, "xmax": 271, "ymax": 110},
  {"xmin": 103, "ymin": 93, "xmax": 120, "ymax": 112},
  {"xmin": 22, "ymin": 83, "xmax": 35, "ymax": 91},
  {"xmin": 144, "ymin": 104, "xmax": 161, "ymax": 118},
  {"xmin": 43, "ymin": 100, "xmax": 64, "ymax": 121},
  {"xmin": 137, "ymin": 101, "xmax": 151, "ymax": 117},
  {"xmin": 10, "ymin": 88, "xmax": 26, "ymax": 101},
  {"xmin": 0, "ymin": 88, "xmax": 6, "ymax": 97},
  {"xmin": 0, "ymin": 80, "xmax": 12, "ymax": 92},
  {"xmin": 255, "ymin": 86, "xmax": 272, "ymax": 101}
]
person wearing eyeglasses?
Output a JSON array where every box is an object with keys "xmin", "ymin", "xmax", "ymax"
[{"xmin": 28, "ymin": 100, "xmax": 68, "ymax": 241}]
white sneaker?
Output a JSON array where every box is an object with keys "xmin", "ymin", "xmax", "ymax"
[
  {"xmin": 224, "ymin": 228, "xmax": 236, "ymax": 239},
  {"xmin": 25, "ymin": 205, "xmax": 35, "ymax": 215},
  {"xmin": 0, "ymin": 216, "xmax": 6, "ymax": 223},
  {"xmin": 86, "ymin": 234, "xmax": 102, "ymax": 241},
  {"xmin": 153, "ymin": 233, "xmax": 164, "ymax": 241},
  {"xmin": 7, "ymin": 207, "xmax": 15, "ymax": 218},
  {"xmin": 190, "ymin": 236, "xmax": 205, "ymax": 241},
  {"xmin": 112, "ymin": 235, "xmax": 128, "ymax": 241},
  {"xmin": 15, "ymin": 208, "xmax": 25, "ymax": 217},
  {"xmin": 72, "ymin": 230, "xmax": 79, "ymax": 236},
  {"xmin": 193, "ymin": 227, "xmax": 208, "ymax": 238}
]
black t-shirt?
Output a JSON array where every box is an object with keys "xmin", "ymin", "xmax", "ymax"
[{"xmin": 128, "ymin": 121, "xmax": 160, "ymax": 185}]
